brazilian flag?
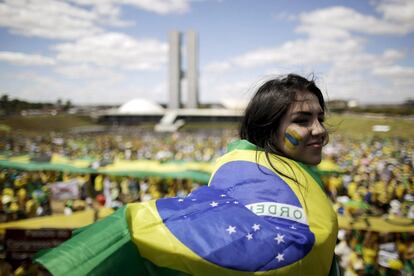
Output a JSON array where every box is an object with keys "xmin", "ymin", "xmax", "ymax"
[{"xmin": 35, "ymin": 140, "xmax": 339, "ymax": 275}]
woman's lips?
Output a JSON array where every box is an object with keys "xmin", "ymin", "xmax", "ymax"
[{"xmin": 307, "ymin": 142, "xmax": 322, "ymax": 148}]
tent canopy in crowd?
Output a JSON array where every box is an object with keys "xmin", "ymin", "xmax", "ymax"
[{"xmin": 0, "ymin": 154, "xmax": 213, "ymax": 183}]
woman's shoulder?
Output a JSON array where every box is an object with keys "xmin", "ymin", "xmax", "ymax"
[{"xmin": 211, "ymin": 140, "xmax": 323, "ymax": 188}]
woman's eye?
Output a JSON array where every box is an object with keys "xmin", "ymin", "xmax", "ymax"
[{"xmin": 293, "ymin": 119, "xmax": 308, "ymax": 125}]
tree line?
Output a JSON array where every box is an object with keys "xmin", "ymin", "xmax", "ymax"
[{"xmin": 0, "ymin": 94, "xmax": 72, "ymax": 115}]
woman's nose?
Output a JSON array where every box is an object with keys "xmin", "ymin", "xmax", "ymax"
[{"xmin": 311, "ymin": 120, "xmax": 326, "ymax": 136}]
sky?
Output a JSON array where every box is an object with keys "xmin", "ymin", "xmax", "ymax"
[{"xmin": 0, "ymin": 0, "xmax": 413, "ymax": 106}]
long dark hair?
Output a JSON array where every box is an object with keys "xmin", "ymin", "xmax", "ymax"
[
  {"xmin": 239, "ymin": 74, "xmax": 327, "ymax": 189},
  {"xmin": 240, "ymin": 74, "xmax": 326, "ymax": 150}
]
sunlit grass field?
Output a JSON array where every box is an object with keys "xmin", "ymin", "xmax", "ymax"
[
  {"xmin": 1, "ymin": 113, "xmax": 413, "ymax": 139},
  {"xmin": 0, "ymin": 115, "xmax": 97, "ymax": 133},
  {"xmin": 326, "ymin": 113, "xmax": 414, "ymax": 139}
]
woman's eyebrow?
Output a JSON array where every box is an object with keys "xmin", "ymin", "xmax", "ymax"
[
  {"xmin": 292, "ymin": 111, "xmax": 324, "ymax": 116},
  {"xmin": 291, "ymin": 111, "xmax": 312, "ymax": 116}
]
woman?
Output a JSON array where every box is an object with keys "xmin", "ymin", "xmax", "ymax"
[
  {"xmin": 201, "ymin": 74, "xmax": 338, "ymax": 274},
  {"xmin": 36, "ymin": 74, "xmax": 338, "ymax": 275}
]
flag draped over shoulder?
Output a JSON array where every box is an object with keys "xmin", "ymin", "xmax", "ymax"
[{"xmin": 35, "ymin": 140, "xmax": 338, "ymax": 275}]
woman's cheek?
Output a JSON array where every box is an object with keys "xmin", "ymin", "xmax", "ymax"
[{"xmin": 283, "ymin": 126, "xmax": 307, "ymax": 153}]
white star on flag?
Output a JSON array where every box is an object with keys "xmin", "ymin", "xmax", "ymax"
[
  {"xmin": 276, "ymin": 253, "xmax": 284, "ymax": 262},
  {"xmin": 246, "ymin": 233, "xmax": 253, "ymax": 240},
  {"xmin": 233, "ymin": 201, "xmax": 239, "ymax": 204},
  {"xmin": 290, "ymin": 225, "xmax": 297, "ymax": 230},
  {"xmin": 226, "ymin": 201, "xmax": 230, "ymax": 204},
  {"xmin": 220, "ymin": 194, "xmax": 226, "ymax": 197},
  {"xmin": 191, "ymin": 199, "xmax": 197, "ymax": 201},
  {"xmin": 210, "ymin": 201, "xmax": 218, "ymax": 207},
  {"xmin": 226, "ymin": 225, "xmax": 236, "ymax": 234},
  {"xmin": 178, "ymin": 199, "xmax": 184, "ymax": 202},
  {"xmin": 274, "ymin": 233, "xmax": 285, "ymax": 244},
  {"xmin": 252, "ymin": 224, "xmax": 261, "ymax": 231}
]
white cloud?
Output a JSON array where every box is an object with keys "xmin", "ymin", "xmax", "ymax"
[
  {"xmin": 200, "ymin": 75, "xmax": 255, "ymax": 103},
  {"xmin": 0, "ymin": 0, "xmax": 191, "ymax": 40},
  {"xmin": 71, "ymin": 81, "xmax": 164, "ymax": 105},
  {"xmin": 314, "ymin": 48, "xmax": 411, "ymax": 103},
  {"xmin": 71, "ymin": 0, "xmax": 190, "ymax": 15},
  {"xmin": 55, "ymin": 64, "xmax": 123, "ymax": 80},
  {"xmin": 298, "ymin": 1, "xmax": 414, "ymax": 38},
  {"xmin": 231, "ymin": 37, "xmax": 362, "ymax": 68},
  {"xmin": 8, "ymin": 72, "xmax": 75, "ymax": 102},
  {"xmin": 151, "ymin": 81, "xmax": 168, "ymax": 100},
  {"xmin": 203, "ymin": 61, "xmax": 231, "ymax": 74},
  {"xmin": 0, "ymin": 51, "xmax": 55, "ymax": 66},
  {"xmin": 203, "ymin": 0, "xmax": 414, "ymax": 103},
  {"xmin": 6, "ymin": 72, "xmax": 166, "ymax": 105},
  {"xmin": 54, "ymin": 32, "xmax": 168, "ymax": 70},
  {"xmin": 125, "ymin": 0, "xmax": 190, "ymax": 14},
  {"xmin": 323, "ymin": 67, "xmax": 414, "ymax": 104},
  {"xmin": 0, "ymin": 0, "xmax": 103, "ymax": 40},
  {"xmin": 295, "ymin": 25, "xmax": 351, "ymax": 40},
  {"xmin": 321, "ymin": 72, "xmax": 382, "ymax": 102},
  {"xmin": 230, "ymin": 47, "xmax": 278, "ymax": 68},
  {"xmin": 89, "ymin": 2, "xmax": 133, "ymax": 27},
  {"xmin": 381, "ymin": 49, "xmax": 405, "ymax": 63},
  {"xmin": 372, "ymin": 65, "xmax": 414, "ymax": 85},
  {"xmin": 298, "ymin": 6, "xmax": 410, "ymax": 36},
  {"xmin": 217, "ymin": 1, "xmax": 413, "ymax": 71},
  {"xmin": 376, "ymin": 0, "xmax": 414, "ymax": 26},
  {"xmin": 212, "ymin": 80, "xmax": 252, "ymax": 97}
]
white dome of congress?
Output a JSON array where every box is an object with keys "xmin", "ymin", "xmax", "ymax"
[{"xmin": 118, "ymin": 98, "xmax": 164, "ymax": 114}]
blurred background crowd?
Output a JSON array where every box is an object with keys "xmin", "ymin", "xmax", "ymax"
[
  {"xmin": 0, "ymin": 129, "xmax": 235, "ymax": 162},
  {"xmin": 323, "ymin": 136, "xmax": 414, "ymax": 275}
]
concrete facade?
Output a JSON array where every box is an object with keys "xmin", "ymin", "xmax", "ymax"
[
  {"xmin": 186, "ymin": 30, "xmax": 199, "ymax": 109},
  {"xmin": 168, "ymin": 31, "xmax": 181, "ymax": 109}
]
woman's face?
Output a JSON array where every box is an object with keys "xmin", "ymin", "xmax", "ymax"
[{"xmin": 275, "ymin": 91, "xmax": 327, "ymax": 165}]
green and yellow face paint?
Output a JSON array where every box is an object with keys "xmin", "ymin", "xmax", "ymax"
[{"xmin": 284, "ymin": 127, "xmax": 304, "ymax": 151}]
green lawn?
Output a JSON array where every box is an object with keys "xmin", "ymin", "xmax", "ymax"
[
  {"xmin": 0, "ymin": 114, "xmax": 96, "ymax": 133},
  {"xmin": 182, "ymin": 114, "xmax": 414, "ymax": 139},
  {"xmin": 326, "ymin": 113, "xmax": 414, "ymax": 139},
  {"xmin": 0, "ymin": 113, "xmax": 413, "ymax": 139}
]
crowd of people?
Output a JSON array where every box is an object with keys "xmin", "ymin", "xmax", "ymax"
[
  {"xmin": 335, "ymin": 229, "xmax": 414, "ymax": 275},
  {"xmin": 323, "ymin": 136, "xmax": 414, "ymax": 220},
  {"xmin": 322, "ymin": 136, "xmax": 414, "ymax": 275},
  {"xmin": 0, "ymin": 170, "xmax": 199, "ymax": 223},
  {"xmin": 0, "ymin": 130, "xmax": 413, "ymax": 274},
  {"xmin": 0, "ymin": 170, "xmax": 53, "ymax": 222},
  {"xmin": 0, "ymin": 129, "xmax": 236, "ymax": 162}
]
